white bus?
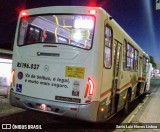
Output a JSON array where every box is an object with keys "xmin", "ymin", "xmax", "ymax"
[{"xmin": 10, "ymin": 6, "xmax": 150, "ymax": 122}]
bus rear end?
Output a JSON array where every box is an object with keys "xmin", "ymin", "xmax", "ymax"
[{"xmin": 10, "ymin": 6, "xmax": 103, "ymax": 122}]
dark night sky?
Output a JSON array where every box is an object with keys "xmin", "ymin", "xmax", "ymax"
[{"xmin": 0, "ymin": 0, "xmax": 160, "ymax": 63}]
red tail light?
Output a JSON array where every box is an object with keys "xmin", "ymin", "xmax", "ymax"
[
  {"xmin": 84, "ymin": 78, "xmax": 94, "ymax": 97},
  {"xmin": 85, "ymin": 100, "xmax": 91, "ymax": 103},
  {"xmin": 70, "ymin": 108, "xmax": 77, "ymax": 111},
  {"xmin": 11, "ymin": 69, "xmax": 15, "ymax": 87},
  {"xmin": 88, "ymin": 78, "xmax": 94, "ymax": 95},
  {"xmin": 84, "ymin": 78, "xmax": 94, "ymax": 103},
  {"xmin": 21, "ymin": 11, "xmax": 28, "ymax": 17}
]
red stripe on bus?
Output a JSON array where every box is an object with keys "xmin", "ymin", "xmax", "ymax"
[
  {"xmin": 138, "ymin": 77, "xmax": 145, "ymax": 81},
  {"xmin": 100, "ymin": 77, "xmax": 145, "ymax": 98},
  {"xmin": 100, "ymin": 88, "xmax": 112, "ymax": 98},
  {"xmin": 116, "ymin": 82, "xmax": 131, "ymax": 92}
]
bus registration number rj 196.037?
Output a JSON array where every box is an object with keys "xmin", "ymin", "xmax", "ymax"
[{"xmin": 17, "ymin": 62, "xmax": 39, "ymax": 70}]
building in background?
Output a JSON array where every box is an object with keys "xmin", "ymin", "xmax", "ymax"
[{"xmin": 0, "ymin": 49, "xmax": 12, "ymax": 87}]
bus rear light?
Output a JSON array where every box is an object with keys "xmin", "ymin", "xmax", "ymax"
[
  {"xmin": 39, "ymin": 104, "xmax": 46, "ymax": 111},
  {"xmin": 21, "ymin": 11, "xmax": 28, "ymax": 17},
  {"xmin": 85, "ymin": 100, "xmax": 91, "ymax": 104},
  {"xmin": 84, "ymin": 78, "xmax": 94, "ymax": 98},
  {"xmin": 70, "ymin": 108, "xmax": 77, "ymax": 111},
  {"xmin": 100, "ymin": 107, "xmax": 104, "ymax": 112},
  {"xmin": 11, "ymin": 69, "xmax": 15, "ymax": 87},
  {"xmin": 88, "ymin": 78, "xmax": 94, "ymax": 95},
  {"xmin": 89, "ymin": 10, "xmax": 97, "ymax": 15}
]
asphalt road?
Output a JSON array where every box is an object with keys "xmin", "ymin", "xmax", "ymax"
[{"xmin": 0, "ymin": 86, "xmax": 9, "ymax": 97}]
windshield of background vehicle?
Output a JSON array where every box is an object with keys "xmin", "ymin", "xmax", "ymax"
[{"xmin": 18, "ymin": 15, "xmax": 95, "ymax": 49}]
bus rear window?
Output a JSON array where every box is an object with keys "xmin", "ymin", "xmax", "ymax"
[{"xmin": 18, "ymin": 15, "xmax": 95, "ymax": 49}]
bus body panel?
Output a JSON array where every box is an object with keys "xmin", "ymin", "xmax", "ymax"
[
  {"xmin": 10, "ymin": 92, "xmax": 99, "ymax": 122},
  {"xmin": 12, "ymin": 45, "xmax": 100, "ymax": 104}
]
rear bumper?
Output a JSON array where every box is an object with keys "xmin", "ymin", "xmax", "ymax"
[{"xmin": 10, "ymin": 91, "xmax": 99, "ymax": 122}]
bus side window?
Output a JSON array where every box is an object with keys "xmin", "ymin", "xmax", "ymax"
[
  {"xmin": 126, "ymin": 43, "xmax": 134, "ymax": 70},
  {"xmin": 134, "ymin": 49, "xmax": 139, "ymax": 71},
  {"xmin": 123, "ymin": 40, "xmax": 127, "ymax": 70},
  {"xmin": 104, "ymin": 26, "xmax": 112, "ymax": 68},
  {"xmin": 143, "ymin": 57, "xmax": 148, "ymax": 73}
]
